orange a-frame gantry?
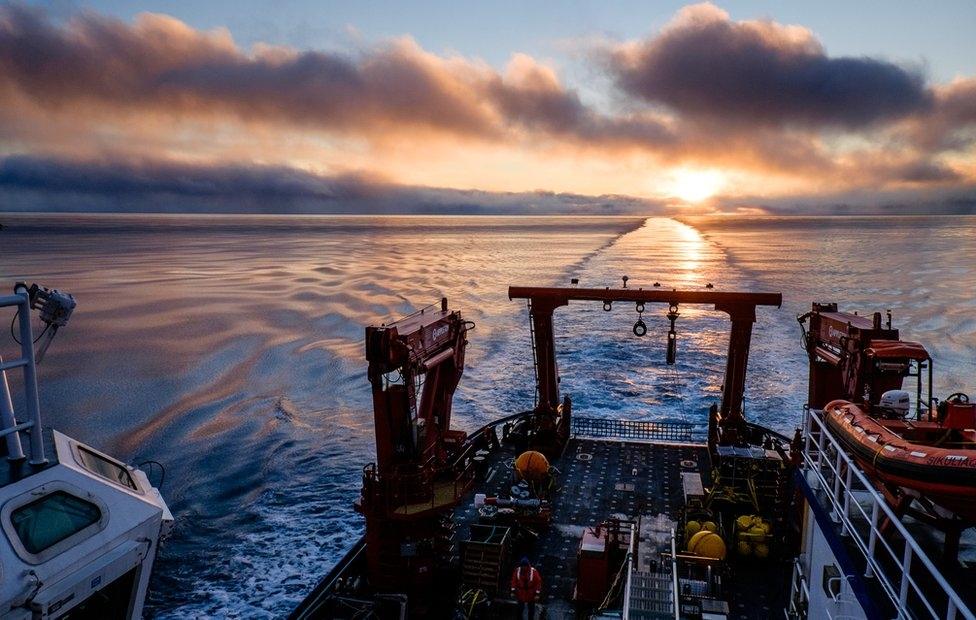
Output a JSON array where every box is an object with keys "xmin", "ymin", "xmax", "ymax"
[{"xmin": 508, "ymin": 285, "xmax": 782, "ymax": 441}]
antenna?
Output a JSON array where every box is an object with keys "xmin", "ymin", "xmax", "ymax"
[{"xmin": 26, "ymin": 284, "xmax": 76, "ymax": 363}]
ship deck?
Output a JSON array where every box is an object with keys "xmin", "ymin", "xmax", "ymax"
[
  {"xmin": 452, "ymin": 434, "xmax": 792, "ymax": 619},
  {"xmin": 293, "ymin": 416, "xmax": 976, "ymax": 620}
]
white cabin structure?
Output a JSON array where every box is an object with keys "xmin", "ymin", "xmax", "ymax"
[{"xmin": 0, "ymin": 283, "xmax": 172, "ymax": 619}]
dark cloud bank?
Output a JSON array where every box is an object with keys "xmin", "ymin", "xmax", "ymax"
[
  {"xmin": 2, "ymin": 155, "xmax": 972, "ymax": 215},
  {"xmin": 0, "ymin": 155, "xmax": 665, "ymax": 215}
]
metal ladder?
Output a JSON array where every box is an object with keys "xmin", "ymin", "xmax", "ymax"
[{"xmin": 626, "ymin": 571, "xmax": 675, "ymax": 619}]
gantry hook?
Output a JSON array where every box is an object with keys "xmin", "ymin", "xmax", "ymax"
[
  {"xmin": 666, "ymin": 303, "xmax": 679, "ymax": 364},
  {"xmin": 633, "ymin": 302, "xmax": 646, "ymax": 337}
]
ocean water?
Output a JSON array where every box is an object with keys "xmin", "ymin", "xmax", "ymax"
[{"xmin": 0, "ymin": 214, "xmax": 973, "ymax": 617}]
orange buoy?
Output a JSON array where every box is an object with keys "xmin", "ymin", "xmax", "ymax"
[{"xmin": 514, "ymin": 451, "xmax": 550, "ymax": 481}]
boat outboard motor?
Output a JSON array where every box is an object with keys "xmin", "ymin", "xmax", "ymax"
[{"xmin": 878, "ymin": 389, "xmax": 911, "ymax": 418}]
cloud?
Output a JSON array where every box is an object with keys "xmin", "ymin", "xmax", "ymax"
[
  {"xmin": 940, "ymin": 79, "xmax": 976, "ymax": 127},
  {"xmin": 605, "ymin": 3, "xmax": 932, "ymax": 129},
  {"xmin": 907, "ymin": 77, "xmax": 976, "ymax": 151},
  {"xmin": 725, "ymin": 185, "xmax": 976, "ymax": 216},
  {"xmin": 0, "ymin": 2, "xmax": 972, "ymax": 212},
  {"xmin": 0, "ymin": 154, "xmax": 670, "ymax": 214},
  {"xmin": 4, "ymin": 154, "xmax": 970, "ymax": 216},
  {"xmin": 0, "ymin": 3, "xmax": 670, "ymax": 149},
  {"xmin": 487, "ymin": 53, "xmax": 674, "ymax": 145}
]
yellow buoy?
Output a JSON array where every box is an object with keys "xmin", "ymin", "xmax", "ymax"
[
  {"xmin": 735, "ymin": 515, "xmax": 755, "ymax": 531},
  {"xmin": 684, "ymin": 520, "xmax": 702, "ymax": 539},
  {"xmin": 514, "ymin": 451, "xmax": 550, "ymax": 482},
  {"xmin": 754, "ymin": 543, "xmax": 770, "ymax": 558},
  {"xmin": 702, "ymin": 521, "xmax": 717, "ymax": 533},
  {"xmin": 748, "ymin": 524, "xmax": 769, "ymax": 539},
  {"xmin": 737, "ymin": 541, "xmax": 752, "ymax": 556},
  {"xmin": 687, "ymin": 531, "xmax": 726, "ymax": 560}
]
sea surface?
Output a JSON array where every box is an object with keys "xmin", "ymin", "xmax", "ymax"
[{"xmin": 0, "ymin": 214, "xmax": 974, "ymax": 617}]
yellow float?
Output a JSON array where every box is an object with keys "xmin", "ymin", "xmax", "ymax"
[
  {"xmin": 514, "ymin": 451, "xmax": 550, "ymax": 482},
  {"xmin": 687, "ymin": 530, "xmax": 726, "ymax": 560}
]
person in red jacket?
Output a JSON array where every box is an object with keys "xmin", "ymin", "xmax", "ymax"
[{"xmin": 510, "ymin": 557, "xmax": 542, "ymax": 619}]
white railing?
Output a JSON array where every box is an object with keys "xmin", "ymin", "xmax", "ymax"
[
  {"xmin": 622, "ymin": 522, "xmax": 636, "ymax": 619},
  {"xmin": 801, "ymin": 407, "xmax": 974, "ymax": 620},
  {"xmin": 0, "ymin": 285, "xmax": 45, "ymax": 464},
  {"xmin": 670, "ymin": 528, "xmax": 679, "ymax": 620}
]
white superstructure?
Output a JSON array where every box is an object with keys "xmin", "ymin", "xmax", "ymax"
[
  {"xmin": 789, "ymin": 407, "xmax": 974, "ymax": 620},
  {"xmin": 0, "ymin": 283, "xmax": 172, "ymax": 619}
]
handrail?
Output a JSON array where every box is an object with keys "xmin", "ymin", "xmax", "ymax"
[
  {"xmin": 621, "ymin": 522, "xmax": 638, "ymax": 619},
  {"xmin": 571, "ymin": 416, "xmax": 702, "ymax": 443},
  {"xmin": 801, "ymin": 407, "xmax": 975, "ymax": 620},
  {"xmin": 361, "ymin": 457, "xmax": 476, "ymax": 516},
  {"xmin": 0, "ymin": 286, "xmax": 44, "ymax": 464},
  {"xmin": 361, "ymin": 410, "xmax": 536, "ymax": 516},
  {"xmin": 670, "ymin": 528, "xmax": 680, "ymax": 620}
]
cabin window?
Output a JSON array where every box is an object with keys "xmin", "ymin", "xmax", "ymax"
[
  {"xmin": 77, "ymin": 446, "xmax": 138, "ymax": 490},
  {"xmin": 10, "ymin": 491, "xmax": 101, "ymax": 554}
]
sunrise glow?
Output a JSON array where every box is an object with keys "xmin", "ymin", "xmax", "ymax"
[{"xmin": 666, "ymin": 169, "xmax": 727, "ymax": 204}]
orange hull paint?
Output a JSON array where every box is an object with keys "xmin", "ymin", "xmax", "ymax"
[{"xmin": 824, "ymin": 400, "xmax": 976, "ymax": 522}]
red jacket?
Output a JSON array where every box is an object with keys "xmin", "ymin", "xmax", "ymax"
[{"xmin": 510, "ymin": 565, "xmax": 542, "ymax": 603}]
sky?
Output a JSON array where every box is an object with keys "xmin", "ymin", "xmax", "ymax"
[{"xmin": 1, "ymin": 0, "xmax": 975, "ymax": 214}]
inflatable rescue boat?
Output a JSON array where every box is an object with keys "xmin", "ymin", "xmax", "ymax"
[{"xmin": 824, "ymin": 398, "xmax": 976, "ymax": 521}]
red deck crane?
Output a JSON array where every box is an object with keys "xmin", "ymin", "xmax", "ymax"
[
  {"xmin": 356, "ymin": 299, "xmax": 474, "ymax": 603},
  {"xmin": 798, "ymin": 303, "xmax": 931, "ymax": 411}
]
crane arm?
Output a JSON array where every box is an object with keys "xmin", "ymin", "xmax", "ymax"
[{"xmin": 364, "ymin": 299, "xmax": 472, "ymax": 473}]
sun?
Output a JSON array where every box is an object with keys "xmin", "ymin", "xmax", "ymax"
[{"xmin": 667, "ymin": 168, "xmax": 726, "ymax": 203}]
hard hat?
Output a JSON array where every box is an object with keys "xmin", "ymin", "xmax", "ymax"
[{"xmin": 520, "ymin": 557, "xmax": 530, "ymax": 566}]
